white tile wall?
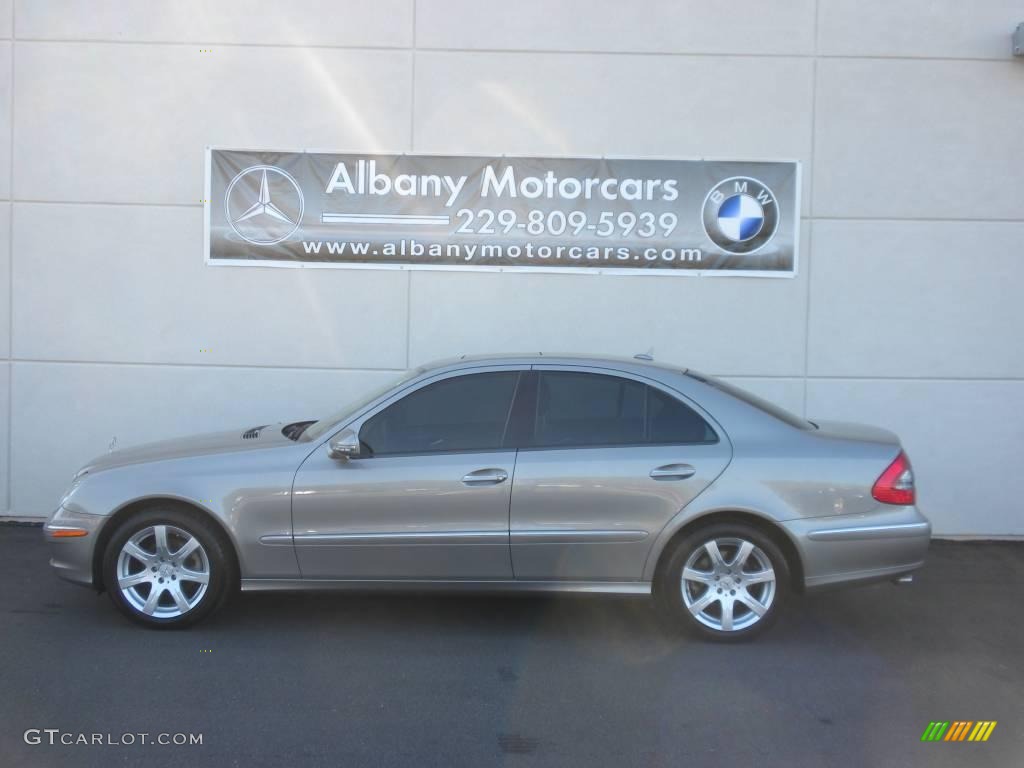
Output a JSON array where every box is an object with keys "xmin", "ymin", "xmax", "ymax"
[
  {"xmin": 808, "ymin": 220, "xmax": 1024, "ymax": 378},
  {"xmin": 406, "ymin": 245, "xmax": 810, "ymax": 377},
  {"xmin": 818, "ymin": 0, "xmax": 1022, "ymax": 59},
  {"xmin": 415, "ymin": 52, "xmax": 814, "ymax": 213},
  {"xmin": 0, "ymin": 0, "xmax": 6, "ymax": 517},
  {"xmin": 2, "ymin": 3, "xmax": 1021, "ymax": 534},
  {"xmin": 11, "ymin": 361, "xmax": 399, "ymax": 515},
  {"xmin": 720, "ymin": 377, "xmax": 805, "ymax": 419},
  {"xmin": 413, "ymin": 52, "xmax": 814, "ymax": 159},
  {"xmin": 12, "ymin": 203, "xmax": 409, "ymax": 368},
  {"xmin": 14, "ymin": 43, "xmax": 412, "ymax": 204},
  {"xmin": 0, "ymin": 362, "xmax": 8, "ymax": 512},
  {"xmin": 15, "ymin": 0, "xmax": 413, "ymax": 47},
  {"xmin": 813, "ymin": 59, "xmax": 1024, "ymax": 220},
  {"xmin": 0, "ymin": 203, "xmax": 9, "ymax": 358},
  {"xmin": 806, "ymin": 379, "xmax": 1024, "ymax": 536},
  {"xmin": 0, "ymin": 42, "xmax": 10, "ymax": 199},
  {"xmin": 417, "ymin": 0, "xmax": 817, "ymax": 56}
]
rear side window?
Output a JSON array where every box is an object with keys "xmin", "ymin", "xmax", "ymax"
[
  {"xmin": 360, "ymin": 372, "xmax": 520, "ymax": 455},
  {"xmin": 531, "ymin": 371, "xmax": 716, "ymax": 448}
]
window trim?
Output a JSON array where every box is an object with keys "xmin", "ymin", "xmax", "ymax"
[
  {"xmin": 520, "ymin": 368, "xmax": 720, "ymax": 452},
  {"xmin": 315, "ymin": 363, "xmax": 725, "ymax": 458}
]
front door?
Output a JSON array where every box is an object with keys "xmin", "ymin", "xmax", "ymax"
[
  {"xmin": 509, "ymin": 368, "xmax": 732, "ymax": 581},
  {"xmin": 292, "ymin": 369, "xmax": 524, "ymax": 579}
]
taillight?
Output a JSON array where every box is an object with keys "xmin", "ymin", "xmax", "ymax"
[{"xmin": 872, "ymin": 451, "xmax": 915, "ymax": 505}]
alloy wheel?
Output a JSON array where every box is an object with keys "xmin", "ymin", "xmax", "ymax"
[
  {"xmin": 116, "ymin": 524, "xmax": 211, "ymax": 618},
  {"xmin": 680, "ymin": 536, "xmax": 777, "ymax": 632}
]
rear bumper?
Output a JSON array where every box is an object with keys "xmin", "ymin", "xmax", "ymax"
[{"xmin": 781, "ymin": 506, "xmax": 931, "ymax": 591}]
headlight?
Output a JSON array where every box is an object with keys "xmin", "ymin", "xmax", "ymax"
[
  {"xmin": 57, "ymin": 468, "xmax": 91, "ymax": 507},
  {"xmin": 57, "ymin": 479, "xmax": 82, "ymax": 508},
  {"xmin": 44, "ymin": 506, "xmax": 100, "ymax": 539}
]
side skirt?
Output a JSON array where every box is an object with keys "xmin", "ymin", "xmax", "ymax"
[{"xmin": 240, "ymin": 578, "xmax": 652, "ymax": 595}]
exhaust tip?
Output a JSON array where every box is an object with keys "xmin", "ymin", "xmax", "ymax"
[{"xmin": 893, "ymin": 574, "xmax": 914, "ymax": 585}]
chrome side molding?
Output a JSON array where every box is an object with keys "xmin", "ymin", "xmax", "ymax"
[
  {"xmin": 241, "ymin": 578, "xmax": 653, "ymax": 595},
  {"xmin": 807, "ymin": 521, "xmax": 930, "ymax": 542}
]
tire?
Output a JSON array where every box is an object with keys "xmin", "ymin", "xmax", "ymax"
[
  {"xmin": 102, "ymin": 506, "xmax": 235, "ymax": 629},
  {"xmin": 654, "ymin": 522, "xmax": 790, "ymax": 642}
]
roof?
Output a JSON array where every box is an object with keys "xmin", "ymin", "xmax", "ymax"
[{"xmin": 416, "ymin": 352, "xmax": 687, "ymax": 378}]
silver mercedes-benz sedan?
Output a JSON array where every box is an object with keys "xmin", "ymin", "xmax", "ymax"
[{"xmin": 45, "ymin": 354, "xmax": 930, "ymax": 640}]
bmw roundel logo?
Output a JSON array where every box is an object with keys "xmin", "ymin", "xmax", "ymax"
[{"xmin": 702, "ymin": 177, "xmax": 779, "ymax": 255}]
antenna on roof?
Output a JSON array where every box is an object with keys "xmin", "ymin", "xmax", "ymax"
[{"xmin": 634, "ymin": 348, "xmax": 654, "ymax": 361}]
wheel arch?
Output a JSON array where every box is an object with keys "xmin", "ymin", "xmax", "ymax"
[
  {"xmin": 91, "ymin": 496, "xmax": 241, "ymax": 593},
  {"xmin": 647, "ymin": 509, "xmax": 805, "ymax": 593}
]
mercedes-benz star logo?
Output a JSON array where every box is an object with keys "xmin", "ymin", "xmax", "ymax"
[{"xmin": 224, "ymin": 165, "xmax": 304, "ymax": 245}]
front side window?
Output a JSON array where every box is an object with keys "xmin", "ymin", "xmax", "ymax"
[
  {"xmin": 359, "ymin": 372, "xmax": 520, "ymax": 456},
  {"xmin": 302, "ymin": 368, "xmax": 425, "ymax": 442},
  {"xmin": 532, "ymin": 371, "xmax": 716, "ymax": 448}
]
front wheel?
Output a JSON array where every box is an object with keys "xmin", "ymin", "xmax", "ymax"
[
  {"xmin": 102, "ymin": 507, "xmax": 234, "ymax": 628},
  {"xmin": 655, "ymin": 522, "xmax": 790, "ymax": 641}
]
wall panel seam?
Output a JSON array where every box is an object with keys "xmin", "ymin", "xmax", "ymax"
[
  {"xmin": 418, "ymin": 49, "xmax": 1020, "ymax": 64},
  {"xmin": 6, "ymin": 4, "xmax": 13, "ymax": 513},
  {"xmin": 404, "ymin": 272, "xmax": 412, "ymax": 368},
  {"xmin": 409, "ymin": 0, "xmax": 417, "ymax": 152},
  {"xmin": 6, "ymin": 200, "xmax": 1023, "ymax": 225},
  {"xmin": 6, "ymin": 359, "xmax": 1023, "ymax": 383},
  {"xmin": 5, "ymin": 201, "xmax": 1024, "ymax": 225},
  {"xmin": 7, "ymin": 358, "xmax": 410, "ymax": 373},
  {"xmin": 803, "ymin": 0, "xmax": 821, "ymax": 418},
  {"xmin": 13, "ymin": 38, "xmax": 409, "ymax": 52},
  {"xmin": 8, "ymin": 38, "xmax": 1016, "ymax": 64}
]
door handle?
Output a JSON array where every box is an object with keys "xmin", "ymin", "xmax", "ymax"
[
  {"xmin": 650, "ymin": 463, "xmax": 696, "ymax": 481},
  {"xmin": 461, "ymin": 468, "xmax": 509, "ymax": 486}
]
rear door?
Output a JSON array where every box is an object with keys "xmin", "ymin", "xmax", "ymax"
[{"xmin": 509, "ymin": 367, "xmax": 732, "ymax": 581}]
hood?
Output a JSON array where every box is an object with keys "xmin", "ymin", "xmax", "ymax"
[
  {"xmin": 78, "ymin": 423, "xmax": 297, "ymax": 475},
  {"xmin": 810, "ymin": 420, "xmax": 900, "ymax": 446}
]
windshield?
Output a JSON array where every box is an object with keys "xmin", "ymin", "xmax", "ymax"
[
  {"xmin": 301, "ymin": 368, "xmax": 424, "ymax": 442},
  {"xmin": 685, "ymin": 370, "xmax": 814, "ymax": 430}
]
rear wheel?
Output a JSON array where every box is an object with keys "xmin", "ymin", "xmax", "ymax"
[
  {"xmin": 655, "ymin": 522, "xmax": 790, "ymax": 641},
  {"xmin": 102, "ymin": 507, "xmax": 234, "ymax": 628}
]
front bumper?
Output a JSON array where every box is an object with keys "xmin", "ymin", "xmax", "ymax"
[
  {"xmin": 781, "ymin": 505, "xmax": 932, "ymax": 591},
  {"xmin": 44, "ymin": 507, "xmax": 107, "ymax": 588}
]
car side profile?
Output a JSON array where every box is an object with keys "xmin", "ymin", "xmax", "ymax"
[{"xmin": 45, "ymin": 355, "xmax": 931, "ymax": 640}]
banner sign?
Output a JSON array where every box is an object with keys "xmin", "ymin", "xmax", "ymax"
[{"xmin": 205, "ymin": 149, "xmax": 799, "ymax": 277}]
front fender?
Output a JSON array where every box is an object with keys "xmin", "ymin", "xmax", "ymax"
[{"xmin": 60, "ymin": 445, "xmax": 309, "ymax": 579}]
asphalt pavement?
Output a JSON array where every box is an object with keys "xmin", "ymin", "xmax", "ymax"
[{"xmin": 1, "ymin": 523, "xmax": 1021, "ymax": 768}]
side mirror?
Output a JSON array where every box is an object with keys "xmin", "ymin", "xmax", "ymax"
[{"xmin": 327, "ymin": 428, "xmax": 361, "ymax": 460}]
